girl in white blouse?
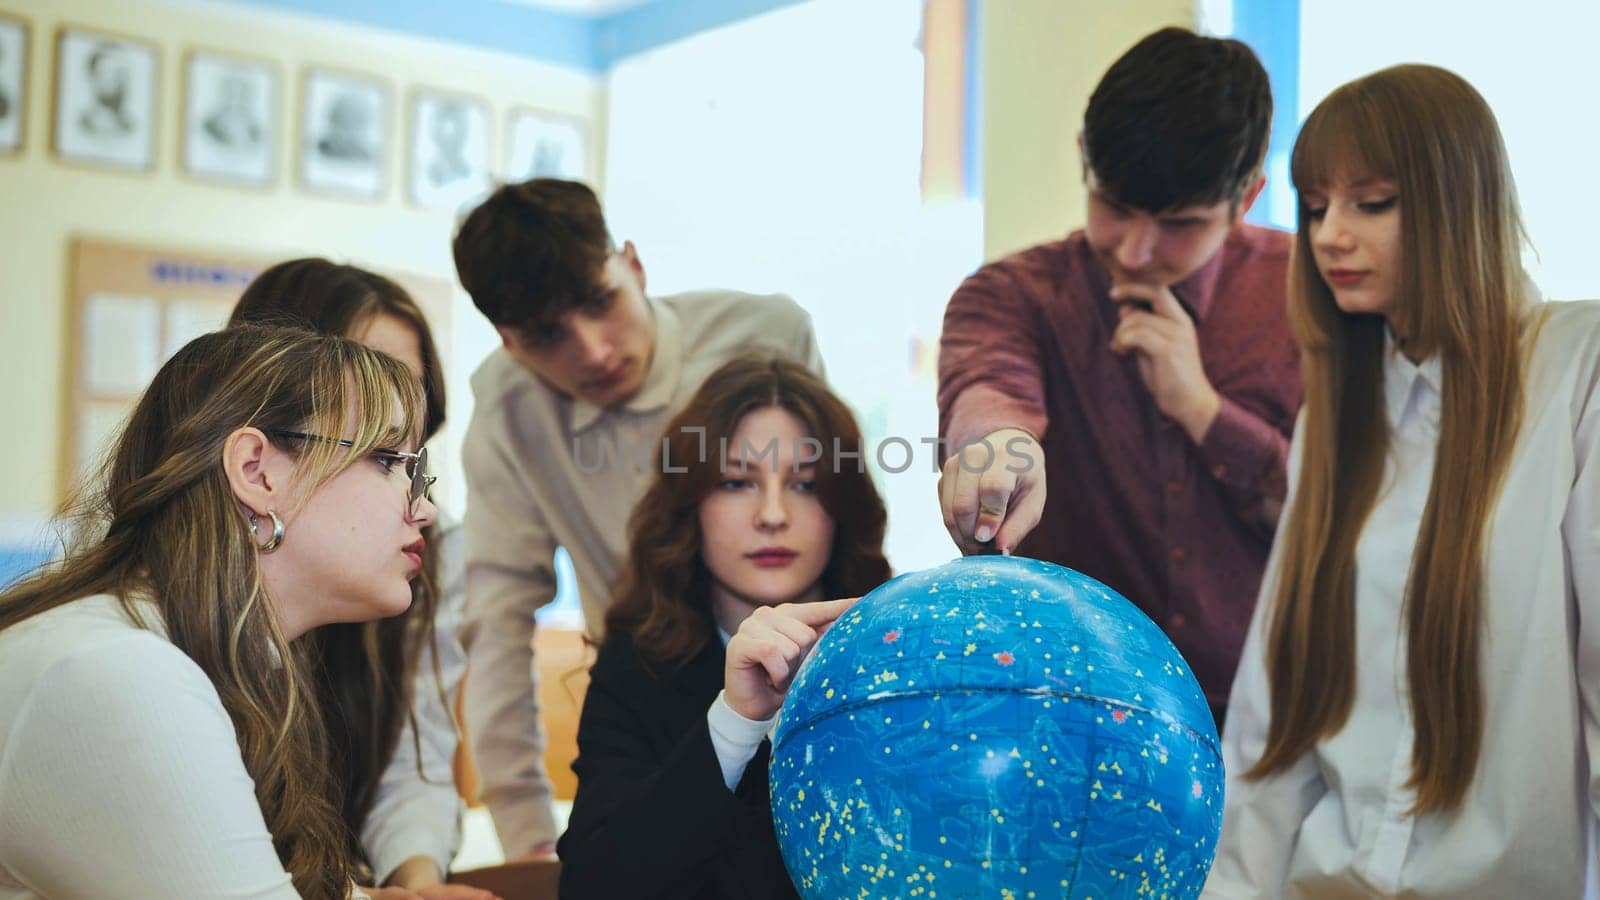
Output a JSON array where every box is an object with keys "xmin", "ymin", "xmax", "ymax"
[
  {"xmin": 1205, "ymin": 65, "xmax": 1600, "ymax": 898},
  {"xmin": 0, "ymin": 327, "xmax": 473, "ymax": 900}
]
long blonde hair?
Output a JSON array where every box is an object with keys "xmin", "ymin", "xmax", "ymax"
[
  {"xmin": 1249, "ymin": 65, "xmax": 1534, "ymax": 813},
  {"xmin": 0, "ymin": 326, "xmax": 425, "ymax": 897}
]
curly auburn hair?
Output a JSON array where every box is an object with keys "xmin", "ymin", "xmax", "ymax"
[{"xmin": 604, "ymin": 352, "xmax": 891, "ymax": 666}]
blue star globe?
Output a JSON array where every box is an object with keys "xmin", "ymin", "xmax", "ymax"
[{"xmin": 769, "ymin": 556, "xmax": 1224, "ymax": 899}]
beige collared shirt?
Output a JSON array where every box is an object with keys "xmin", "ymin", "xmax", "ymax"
[{"xmin": 459, "ymin": 290, "xmax": 821, "ymax": 855}]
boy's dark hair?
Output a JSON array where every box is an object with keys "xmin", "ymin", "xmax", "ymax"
[
  {"xmin": 452, "ymin": 178, "xmax": 613, "ymax": 342},
  {"xmin": 1083, "ymin": 27, "xmax": 1272, "ymax": 213}
]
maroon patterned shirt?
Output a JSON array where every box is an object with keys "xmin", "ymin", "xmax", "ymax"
[{"xmin": 938, "ymin": 226, "xmax": 1299, "ymax": 713}]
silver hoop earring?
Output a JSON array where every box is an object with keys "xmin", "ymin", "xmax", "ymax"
[{"xmin": 254, "ymin": 509, "xmax": 285, "ymax": 553}]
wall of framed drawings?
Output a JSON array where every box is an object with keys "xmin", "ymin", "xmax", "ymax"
[
  {"xmin": 0, "ymin": 0, "xmax": 604, "ymax": 521},
  {"xmin": 3, "ymin": 8, "xmax": 598, "ymax": 204}
]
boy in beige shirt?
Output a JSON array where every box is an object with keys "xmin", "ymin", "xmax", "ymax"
[{"xmin": 452, "ymin": 179, "xmax": 822, "ymax": 857}]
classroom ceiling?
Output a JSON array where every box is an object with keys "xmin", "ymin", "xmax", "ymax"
[{"xmin": 497, "ymin": 0, "xmax": 659, "ymax": 15}]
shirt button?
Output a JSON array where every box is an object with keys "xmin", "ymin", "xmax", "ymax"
[
  {"xmin": 1169, "ymin": 546, "xmax": 1187, "ymax": 562},
  {"xmin": 1169, "ymin": 613, "xmax": 1187, "ymax": 629},
  {"xmin": 1212, "ymin": 464, "xmax": 1228, "ymax": 479}
]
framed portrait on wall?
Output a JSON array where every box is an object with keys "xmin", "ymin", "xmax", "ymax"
[
  {"xmin": 299, "ymin": 68, "xmax": 388, "ymax": 199},
  {"xmin": 53, "ymin": 26, "xmax": 159, "ymax": 170},
  {"xmin": 0, "ymin": 15, "xmax": 28, "ymax": 154},
  {"xmin": 182, "ymin": 50, "xmax": 277, "ymax": 186},
  {"xmin": 408, "ymin": 89, "xmax": 491, "ymax": 213},
  {"xmin": 504, "ymin": 107, "xmax": 587, "ymax": 182}
]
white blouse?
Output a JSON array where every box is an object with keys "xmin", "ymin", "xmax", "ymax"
[
  {"xmin": 0, "ymin": 594, "xmax": 301, "ymax": 899},
  {"xmin": 1205, "ymin": 300, "xmax": 1600, "ymax": 898},
  {"xmin": 0, "ymin": 526, "xmax": 468, "ymax": 897}
]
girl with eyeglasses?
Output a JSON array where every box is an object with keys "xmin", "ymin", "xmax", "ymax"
[
  {"xmin": 230, "ymin": 259, "xmax": 488, "ymax": 899},
  {"xmin": 0, "ymin": 327, "xmax": 453, "ymax": 899}
]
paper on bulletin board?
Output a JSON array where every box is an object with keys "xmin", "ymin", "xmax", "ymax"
[
  {"xmin": 164, "ymin": 299, "xmax": 234, "ymax": 359},
  {"xmin": 82, "ymin": 293, "xmax": 162, "ymax": 394},
  {"xmin": 77, "ymin": 401, "xmax": 134, "ymax": 475}
]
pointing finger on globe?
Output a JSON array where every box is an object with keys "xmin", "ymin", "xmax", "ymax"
[
  {"xmin": 939, "ymin": 427, "xmax": 1047, "ymax": 555},
  {"xmin": 725, "ymin": 599, "xmax": 858, "ymax": 720},
  {"xmin": 787, "ymin": 597, "xmax": 857, "ymax": 627}
]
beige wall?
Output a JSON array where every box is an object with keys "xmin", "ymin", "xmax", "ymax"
[
  {"xmin": 0, "ymin": 0, "xmax": 604, "ymax": 523},
  {"xmin": 1, "ymin": 0, "xmax": 1209, "ymax": 523},
  {"xmin": 980, "ymin": 0, "xmax": 1195, "ymax": 261}
]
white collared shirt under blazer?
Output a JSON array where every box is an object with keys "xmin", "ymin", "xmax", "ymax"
[{"xmin": 1204, "ymin": 300, "xmax": 1600, "ymax": 899}]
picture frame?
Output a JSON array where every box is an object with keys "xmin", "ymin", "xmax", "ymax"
[
  {"xmin": 182, "ymin": 49, "xmax": 277, "ymax": 187},
  {"xmin": 408, "ymin": 88, "xmax": 491, "ymax": 213},
  {"xmin": 504, "ymin": 107, "xmax": 587, "ymax": 182},
  {"xmin": 53, "ymin": 26, "xmax": 159, "ymax": 171},
  {"xmin": 0, "ymin": 14, "xmax": 28, "ymax": 155},
  {"xmin": 299, "ymin": 67, "xmax": 388, "ymax": 200}
]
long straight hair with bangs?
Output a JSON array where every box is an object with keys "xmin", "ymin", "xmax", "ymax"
[
  {"xmin": 605, "ymin": 352, "xmax": 892, "ymax": 668},
  {"xmin": 0, "ymin": 326, "xmax": 425, "ymax": 899},
  {"xmin": 1247, "ymin": 64, "xmax": 1535, "ymax": 813}
]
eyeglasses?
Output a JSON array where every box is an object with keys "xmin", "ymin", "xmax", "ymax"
[{"xmin": 269, "ymin": 430, "xmax": 436, "ymax": 517}]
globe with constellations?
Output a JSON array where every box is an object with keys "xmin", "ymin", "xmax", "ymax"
[{"xmin": 768, "ymin": 555, "xmax": 1224, "ymax": 899}]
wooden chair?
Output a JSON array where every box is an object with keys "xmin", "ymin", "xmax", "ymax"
[
  {"xmin": 454, "ymin": 627, "xmax": 593, "ymax": 805},
  {"xmin": 449, "ymin": 627, "xmax": 593, "ymax": 896}
]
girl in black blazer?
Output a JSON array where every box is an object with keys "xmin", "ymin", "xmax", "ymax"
[{"xmin": 557, "ymin": 353, "xmax": 892, "ymax": 899}]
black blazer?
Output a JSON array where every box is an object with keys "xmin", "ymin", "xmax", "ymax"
[{"xmin": 556, "ymin": 629, "xmax": 799, "ymax": 900}]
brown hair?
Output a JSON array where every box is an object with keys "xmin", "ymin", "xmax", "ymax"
[
  {"xmin": 1248, "ymin": 64, "xmax": 1535, "ymax": 813},
  {"xmin": 604, "ymin": 353, "xmax": 891, "ymax": 666},
  {"xmin": 231, "ymin": 258, "xmax": 450, "ymax": 869},
  {"xmin": 231, "ymin": 258, "xmax": 445, "ymax": 439},
  {"xmin": 452, "ymin": 178, "xmax": 612, "ymax": 344},
  {"xmin": 0, "ymin": 326, "xmax": 426, "ymax": 897}
]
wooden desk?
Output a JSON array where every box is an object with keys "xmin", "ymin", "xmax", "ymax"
[{"xmin": 450, "ymin": 859, "xmax": 560, "ymax": 900}]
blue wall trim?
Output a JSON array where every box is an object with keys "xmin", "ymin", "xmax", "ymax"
[
  {"xmin": 232, "ymin": 0, "xmax": 809, "ymax": 75},
  {"xmin": 0, "ymin": 546, "xmax": 54, "ymax": 591},
  {"xmin": 596, "ymin": 0, "xmax": 808, "ymax": 67},
  {"xmin": 1231, "ymin": 0, "xmax": 1300, "ymax": 229},
  {"xmin": 236, "ymin": 0, "xmax": 602, "ymax": 72},
  {"xmin": 962, "ymin": 0, "xmax": 982, "ymax": 200}
]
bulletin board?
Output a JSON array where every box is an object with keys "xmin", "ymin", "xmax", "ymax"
[{"xmin": 63, "ymin": 237, "xmax": 454, "ymax": 502}]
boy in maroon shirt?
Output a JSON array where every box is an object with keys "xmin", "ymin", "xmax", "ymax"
[{"xmin": 937, "ymin": 27, "xmax": 1300, "ymax": 728}]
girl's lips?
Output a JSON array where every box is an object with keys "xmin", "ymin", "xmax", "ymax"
[
  {"xmin": 402, "ymin": 539, "xmax": 425, "ymax": 572},
  {"xmin": 747, "ymin": 549, "xmax": 798, "ymax": 568},
  {"xmin": 1326, "ymin": 269, "xmax": 1368, "ymax": 287}
]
